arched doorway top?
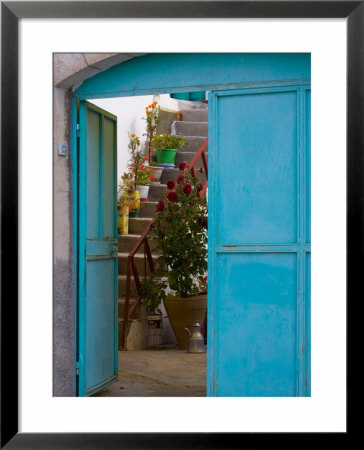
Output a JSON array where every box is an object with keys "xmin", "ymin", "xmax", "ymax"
[
  {"xmin": 54, "ymin": 53, "xmax": 147, "ymax": 89},
  {"xmin": 74, "ymin": 53, "xmax": 310, "ymax": 99}
]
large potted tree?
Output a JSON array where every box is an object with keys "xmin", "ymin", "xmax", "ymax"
[{"xmin": 145, "ymin": 161, "xmax": 207, "ymax": 350}]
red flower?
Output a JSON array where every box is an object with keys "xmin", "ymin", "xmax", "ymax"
[
  {"xmin": 177, "ymin": 174, "xmax": 185, "ymax": 184},
  {"xmin": 183, "ymin": 183, "xmax": 192, "ymax": 194},
  {"xmin": 150, "ymin": 176, "xmax": 155, "ymax": 181},
  {"xmin": 167, "ymin": 191, "xmax": 178, "ymax": 202},
  {"xmin": 167, "ymin": 180, "xmax": 175, "ymax": 190},
  {"xmin": 179, "ymin": 161, "xmax": 187, "ymax": 171},
  {"xmin": 157, "ymin": 201, "xmax": 165, "ymax": 212},
  {"xmin": 130, "ymin": 133, "xmax": 136, "ymax": 138},
  {"xmin": 140, "ymin": 165, "xmax": 145, "ymax": 170},
  {"xmin": 199, "ymin": 167, "xmax": 203, "ymax": 173},
  {"xmin": 144, "ymin": 156, "xmax": 148, "ymax": 161}
]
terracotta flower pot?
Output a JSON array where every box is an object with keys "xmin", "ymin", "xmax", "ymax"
[{"xmin": 163, "ymin": 294, "xmax": 207, "ymax": 350}]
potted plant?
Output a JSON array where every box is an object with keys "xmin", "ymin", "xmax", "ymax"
[
  {"xmin": 148, "ymin": 161, "xmax": 164, "ymax": 183},
  {"xmin": 118, "ymin": 171, "xmax": 141, "ymax": 218},
  {"xmin": 143, "ymin": 101, "xmax": 160, "ymax": 166},
  {"xmin": 147, "ymin": 161, "xmax": 208, "ymax": 349},
  {"xmin": 128, "ymin": 133, "xmax": 154, "ymax": 201},
  {"xmin": 151, "ymin": 134, "xmax": 188, "ymax": 165},
  {"xmin": 117, "ymin": 179, "xmax": 131, "ymax": 235},
  {"xmin": 135, "ymin": 164, "xmax": 154, "ymax": 201},
  {"xmin": 139, "ymin": 278, "xmax": 166, "ymax": 330}
]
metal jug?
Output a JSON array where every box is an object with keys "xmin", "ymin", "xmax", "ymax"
[{"xmin": 184, "ymin": 323, "xmax": 205, "ymax": 353}]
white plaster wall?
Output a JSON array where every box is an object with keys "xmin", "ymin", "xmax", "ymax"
[
  {"xmin": 89, "ymin": 94, "xmax": 180, "ymax": 189},
  {"xmin": 89, "ymin": 95, "xmax": 153, "ymax": 190}
]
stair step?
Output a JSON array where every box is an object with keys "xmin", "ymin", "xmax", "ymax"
[
  {"xmin": 171, "ymin": 121, "xmax": 208, "ymax": 137},
  {"xmin": 118, "ymin": 252, "xmax": 158, "ymax": 275},
  {"xmin": 160, "ymin": 168, "xmax": 206, "ymax": 185},
  {"xmin": 179, "ymin": 108, "xmax": 208, "ymax": 122},
  {"xmin": 118, "ymin": 275, "xmax": 167, "ymax": 299},
  {"xmin": 118, "ymin": 275, "xmax": 138, "ymax": 298},
  {"xmin": 128, "ymin": 217, "xmax": 152, "ymax": 234},
  {"xmin": 178, "ymin": 136, "xmax": 207, "ymax": 153},
  {"xmin": 149, "ymin": 183, "xmax": 167, "ymax": 201},
  {"xmin": 118, "ymin": 234, "xmax": 158, "ymax": 253},
  {"xmin": 175, "ymin": 152, "xmax": 207, "ymax": 169},
  {"xmin": 139, "ymin": 201, "xmax": 158, "ymax": 217},
  {"xmin": 118, "ymin": 296, "xmax": 142, "ymax": 320}
]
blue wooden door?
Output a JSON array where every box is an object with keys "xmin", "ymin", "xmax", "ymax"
[
  {"xmin": 77, "ymin": 101, "xmax": 118, "ymax": 396},
  {"xmin": 208, "ymin": 85, "xmax": 311, "ymax": 396}
]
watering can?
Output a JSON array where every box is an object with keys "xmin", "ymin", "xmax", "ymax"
[{"xmin": 184, "ymin": 323, "xmax": 205, "ymax": 353}]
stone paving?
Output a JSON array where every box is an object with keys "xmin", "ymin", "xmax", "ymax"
[{"xmin": 93, "ymin": 350, "xmax": 206, "ymax": 397}]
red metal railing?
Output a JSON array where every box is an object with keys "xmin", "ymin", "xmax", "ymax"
[{"xmin": 121, "ymin": 137, "xmax": 208, "ymax": 349}]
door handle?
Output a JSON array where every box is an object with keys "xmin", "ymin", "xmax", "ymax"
[{"xmin": 110, "ymin": 244, "xmax": 118, "ymax": 255}]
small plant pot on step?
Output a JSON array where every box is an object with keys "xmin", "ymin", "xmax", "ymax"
[
  {"xmin": 149, "ymin": 166, "xmax": 164, "ymax": 182},
  {"xmin": 147, "ymin": 311, "xmax": 163, "ymax": 330},
  {"xmin": 136, "ymin": 185, "xmax": 150, "ymax": 202},
  {"xmin": 156, "ymin": 148, "xmax": 177, "ymax": 165}
]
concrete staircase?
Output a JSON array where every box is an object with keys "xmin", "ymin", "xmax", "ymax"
[
  {"xmin": 161, "ymin": 106, "xmax": 208, "ymax": 185},
  {"xmin": 118, "ymin": 103, "xmax": 208, "ymax": 350}
]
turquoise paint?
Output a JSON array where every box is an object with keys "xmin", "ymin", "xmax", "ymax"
[
  {"xmin": 75, "ymin": 53, "xmax": 310, "ymax": 99},
  {"xmin": 305, "ymin": 89, "xmax": 311, "ymax": 396},
  {"xmin": 215, "ymin": 88, "xmax": 298, "ymax": 245},
  {"xmin": 306, "ymin": 90, "xmax": 311, "ymax": 244},
  {"xmin": 208, "ymin": 85, "xmax": 310, "ymax": 396},
  {"xmin": 72, "ymin": 53, "xmax": 310, "ymax": 397},
  {"xmin": 77, "ymin": 101, "xmax": 118, "ymax": 396}
]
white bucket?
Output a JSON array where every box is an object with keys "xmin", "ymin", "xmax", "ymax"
[{"xmin": 136, "ymin": 184, "xmax": 150, "ymax": 201}]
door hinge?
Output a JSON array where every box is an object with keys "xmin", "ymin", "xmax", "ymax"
[
  {"xmin": 76, "ymin": 361, "xmax": 80, "ymax": 376},
  {"xmin": 76, "ymin": 123, "xmax": 80, "ymax": 137}
]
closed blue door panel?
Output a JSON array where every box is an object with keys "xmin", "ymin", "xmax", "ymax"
[
  {"xmin": 305, "ymin": 253, "xmax": 311, "ymax": 396},
  {"xmin": 78, "ymin": 101, "xmax": 118, "ymax": 396},
  {"xmin": 305, "ymin": 88, "xmax": 311, "ymax": 395},
  {"xmin": 208, "ymin": 85, "xmax": 310, "ymax": 396},
  {"xmin": 216, "ymin": 253, "xmax": 297, "ymax": 397},
  {"xmin": 216, "ymin": 90, "xmax": 298, "ymax": 245},
  {"xmin": 306, "ymin": 90, "xmax": 311, "ymax": 243}
]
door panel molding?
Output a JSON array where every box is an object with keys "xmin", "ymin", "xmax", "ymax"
[{"xmin": 208, "ymin": 84, "xmax": 311, "ymax": 396}]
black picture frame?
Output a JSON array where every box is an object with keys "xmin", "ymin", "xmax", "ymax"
[{"xmin": 1, "ymin": 1, "xmax": 356, "ymax": 448}]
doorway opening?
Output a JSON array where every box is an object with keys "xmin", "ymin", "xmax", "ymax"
[
  {"xmin": 72, "ymin": 53, "xmax": 310, "ymax": 398},
  {"xmin": 86, "ymin": 92, "xmax": 209, "ymax": 397}
]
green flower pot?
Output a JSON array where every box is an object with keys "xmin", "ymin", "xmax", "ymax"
[{"xmin": 156, "ymin": 148, "xmax": 177, "ymax": 164}]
